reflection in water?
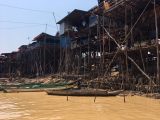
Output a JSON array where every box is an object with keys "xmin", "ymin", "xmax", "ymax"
[{"xmin": 0, "ymin": 91, "xmax": 160, "ymax": 120}]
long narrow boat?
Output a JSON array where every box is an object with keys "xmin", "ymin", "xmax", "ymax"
[
  {"xmin": 1, "ymin": 83, "xmax": 41, "ymax": 89},
  {"xmin": 46, "ymin": 89, "xmax": 123, "ymax": 96},
  {"xmin": 2, "ymin": 83, "xmax": 75, "ymax": 93},
  {"xmin": 0, "ymin": 87, "xmax": 3, "ymax": 91}
]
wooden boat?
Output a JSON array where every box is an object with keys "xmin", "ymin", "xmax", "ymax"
[
  {"xmin": 0, "ymin": 87, "xmax": 3, "ymax": 91},
  {"xmin": 2, "ymin": 83, "xmax": 75, "ymax": 93},
  {"xmin": 1, "ymin": 83, "xmax": 41, "ymax": 89},
  {"xmin": 46, "ymin": 89, "xmax": 123, "ymax": 96}
]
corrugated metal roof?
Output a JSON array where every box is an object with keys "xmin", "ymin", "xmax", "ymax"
[
  {"xmin": 18, "ymin": 45, "xmax": 27, "ymax": 49},
  {"xmin": 32, "ymin": 32, "xmax": 60, "ymax": 41},
  {"xmin": 1, "ymin": 53, "xmax": 11, "ymax": 55},
  {"xmin": 57, "ymin": 9, "xmax": 88, "ymax": 24}
]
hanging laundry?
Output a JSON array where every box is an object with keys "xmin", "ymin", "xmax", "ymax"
[
  {"xmin": 82, "ymin": 21, "xmax": 85, "ymax": 26},
  {"xmin": 104, "ymin": 2, "xmax": 110, "ymax": 10}
]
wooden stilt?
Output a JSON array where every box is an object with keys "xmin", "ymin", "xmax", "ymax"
[
  {"xmin": 154, "ymin": 0, "xmax": 159, "ymax": 86},
  {"xmin": 124, "ymin": 3, "xmax": 128, "ymax": 103},
  {"xmin": 103, "ymin": 15, "xmax": 105, "ymax": 75},
  {"xmin": 54, "ymin": 39, "xmax": 55, "ymax": 73},
  {"xmin": 44, "ymin": 24, "xmax": 47, "ymax": 76}
]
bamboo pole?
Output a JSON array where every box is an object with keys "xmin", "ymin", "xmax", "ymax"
[
  {"xmin": 84, "ymin": 56, "xmax": 86, "ymax": 80},
  {"xmin": 99, "ymin": 16, "xmax": 102, "ymax": 75},
  {"xmin": 103, "ymin": 15, "xmax": 105, "ymax": 75},
  {"xmin": 40, "ymin": 49, "xmax": 41, "ymax": 76},
  {"xmin": 54, "ymin": 39, "xmax": 55, "ymax": 73},
  {"xmin": 140, "ymin": 49, "xmax": 146, "ymax": 72},
  {"xmin": 131, "ymin": 6, "xmax": 134, "ymax": 75},
  {"xmin": 79, "ymin": 33, "xmax": 82, "ymax": 75},
  {"xmin": 60, "ymin": 36, "xmax": 62, "ymax": 79},
  {"xmin": 108, "ymin": 19, "xmax": 111, "ymax": 78},
  {"xmin": 44, "ymin": 24, "xmax": 47, "ymax": 76},
  {"xmin": 124, "ymin": 3, "xmax": 128, "ymax": 103},
  {"xmin": 66, "ymin": 77, "xmax": 68, "ymax": 101},
  {"xmin": 88, "ymin": 31, "xmax": 91, "ymax": 74},
  {"xmin": 9, "ymin": 62, "xmax": 11, "ymax": 77},
  {"xmin": 95, "ymin": 18, "xmax": 100, "ymax": 102},
  {"xmin": 109, "ymin": 18, "xmax": 111, "ymax": 53},
  {"xmin": 120, "ymin": 56, "xmax": 124, "ymax": 89},
  {"xmin": 94, "ymin": 78, "xmax": 98, "ymax": 102},
  {"xmin": 97, "ymin": 24, "xmax": 99, "ymax": 74},
  {"xmin": 67, "ymin": 20, "xmax": 70, "ymax": 75},
  {"xmin": 154, "ymin": 0, "xmax": 159, "ymax": 86}
]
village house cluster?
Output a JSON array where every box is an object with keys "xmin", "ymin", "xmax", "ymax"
[{"xmin": 0, "ymin": 0, "xmax": 160, "ymax": 92}]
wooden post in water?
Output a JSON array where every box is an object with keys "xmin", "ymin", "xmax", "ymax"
[
  {"xmin": 66, "ymin": 77, "xmax": 68, "ymax": 101},
  {"xmin": 94, "ymin": 78, "xmax": 98, "ymax": 102}
]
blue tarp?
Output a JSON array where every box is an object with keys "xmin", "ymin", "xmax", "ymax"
[
  {"xmin": 62, "ymin": 37, "xmax": 73, "ymax": 47},
  {"xmin": 90, "ymin": 16, "xmax": 97, "ymax": 23},
  {"xmin": 150, "ymin": 29, "xmax": 160, "ymax": 37}
]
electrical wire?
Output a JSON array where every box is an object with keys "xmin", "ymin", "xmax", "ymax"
[
  {"xmin": 0, "ymin": 20, "xmax": 45, "ymax": 25},
  {"xmin": 0, "ymin": 24, "xmax": 45, "ymax": 30},
  {"xmin": 53, "ymin": 13, "xmax": 59, "ymax": 31},
  {"xmin": 47, "ymin": 24, "xmax": 57, "ymax": 28},
  {"xmin": 0, "ymin": 3, "xmax": 62, "ymax": 18},
  {"xmin": 0, "ymin": 20, "xmax": 57, "ymax": 29}
]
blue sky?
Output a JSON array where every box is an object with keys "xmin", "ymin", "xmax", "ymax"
[{"xmin": 0, "ymin": 0, "xmax": 98, "ymax": 54}]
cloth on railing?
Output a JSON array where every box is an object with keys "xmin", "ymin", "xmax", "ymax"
[{"xmin": 104, "ymin": 2, "xmax": 110, "ymax": 10}]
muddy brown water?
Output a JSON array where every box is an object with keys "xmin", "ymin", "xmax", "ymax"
[{"xmin": 0, "ymin": 91, "xmax": 160, "ymax": 120}]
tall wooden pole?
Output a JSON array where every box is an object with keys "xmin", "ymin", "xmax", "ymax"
[
  {"xmin": 40, "ymin": 49, "xmax": 41, "ymax": 76},
  {"xmin": 79, "ymin": 33, "xmax": 82, "ymax": 74},
  {"xmin": 9, "ymin": 62, "xmax": 11, "ymax": 77},
  {"xmin": 44, "ymin": 24, "xmax": 47, "ymax": 76},
  {"xmin": 109, "ymin": 18, "xmax": 111, "ymax": 53},
  {"xmin": 54, "ymin": 39, "xmax": 55, "ymax": 73},
  {"xmin": 60, "ymin": 36, "xmax": 62, "ymax": 77},
  {"xmin": 99, "ymin": 17, "xmax": 102, "ymax": 76},
  {"xmin": 97, "ymin": 22, "xmax": 100, "ymax": 80},
  {"xmin": 131, "ymin": 6, "xmax": 133, "ymax": 47},
  {"xmin": 84, "ymin": 56, "xmax": 86, "ymax": 80},
  {"xmin": 109, "ymin": 18, "xmax": 111, "ymax": 77},
  {"xmin": 131, "ymin": 6, "xmax": 134, "ymax": 75},
  {"xmin": 103, "ymin": 16, "xmax": 105, "ymax": 75},
  {"xmin": 65, "ymin": 34, "xmax": 67, "ymax": 73},
  {"xmin": 66, "ymin": 77, "xmax": 68, "ymax": 101},
  {"xmin": 88, "ymin": 31, "xmax": 91, "ymax": 74},
  {"xmin": 124, "ymin": 3, "xmax": 128, "ymax": 103},
  {"xmin": 154, "ymin": 0, "xmax": 159, "ymax": 86},
  {"xmin": 44, "ymin": 44, "xmax": 45, "ymax": 76}
]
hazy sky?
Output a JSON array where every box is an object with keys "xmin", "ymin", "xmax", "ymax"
[{"xmin": 0, "ymin": 0, "xmax": 98, "ymax": 54}]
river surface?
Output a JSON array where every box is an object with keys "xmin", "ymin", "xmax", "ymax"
[{"xmin": 0, "ymin": 91, "xmax": 160, "ymax": 120}]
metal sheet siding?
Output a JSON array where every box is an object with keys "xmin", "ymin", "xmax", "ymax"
[{"xmin": 60, "ymin": 22, "xmax": 65, "ymax": 35}]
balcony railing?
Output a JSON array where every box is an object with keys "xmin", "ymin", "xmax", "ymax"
[{"xmin": 17, "ymin": 41, "xmax": 60, "ymax": 59}]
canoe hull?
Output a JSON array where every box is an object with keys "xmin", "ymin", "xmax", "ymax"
[
  {"xmin": 0, "ymin": 88, "xmax": 3, "ymax": 91},
  {"xmin": 4, "ymin": 85, "xmax": 74, "ymax": 93},
  {"xmin": 46, "ymin": 90, "xmax": 123, "ymax": 96}
]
